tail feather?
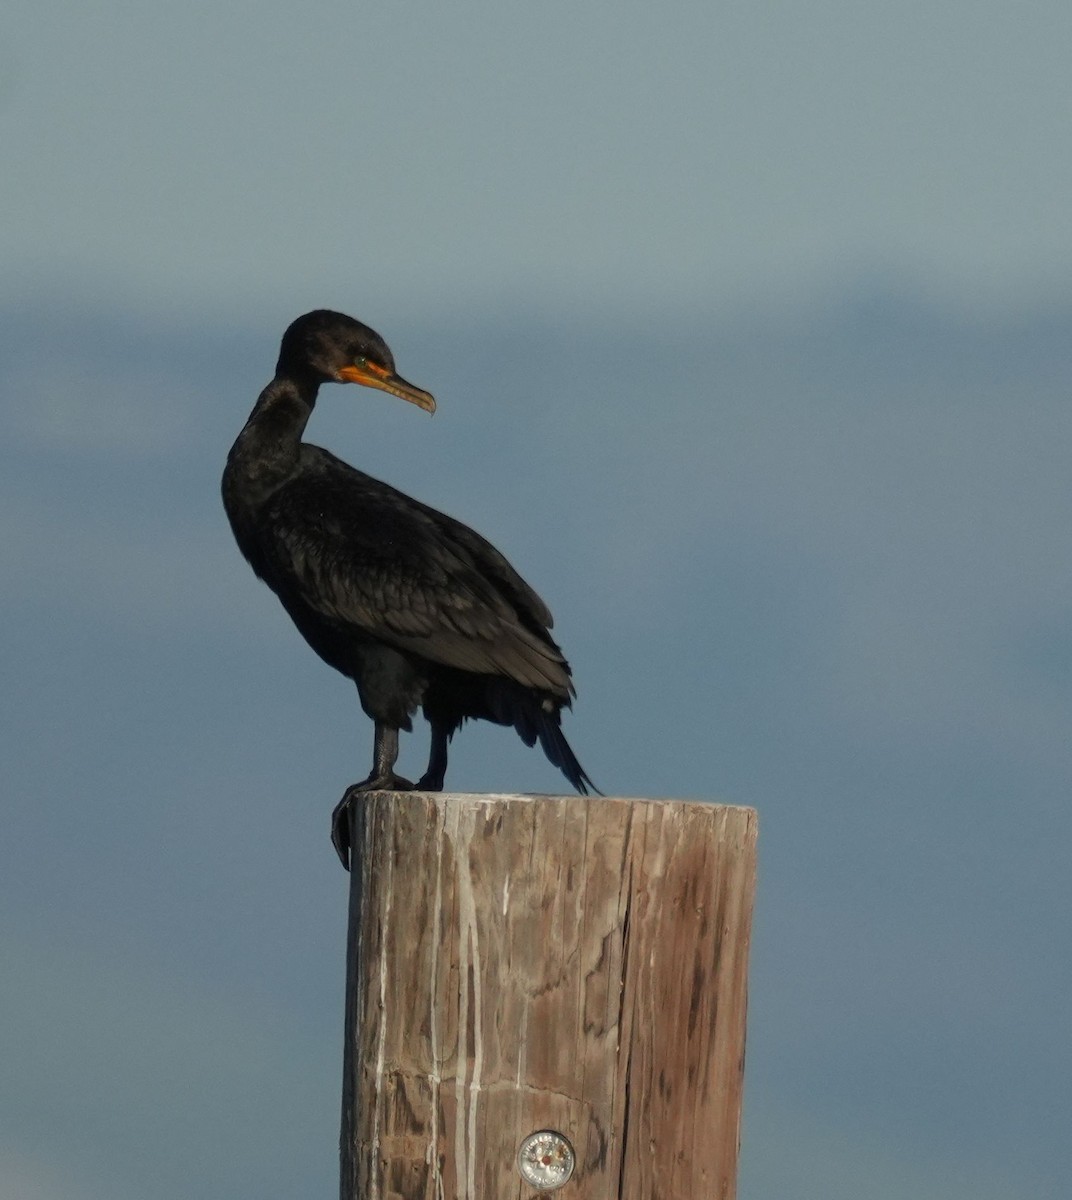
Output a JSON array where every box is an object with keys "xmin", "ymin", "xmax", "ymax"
[
  {"xmin": 535, "ymin": 708, "xmax": 601, "ymax": 796},
  {"xmin": 429, "ymin": 673, "xmax": 600, "ymax": 795}
]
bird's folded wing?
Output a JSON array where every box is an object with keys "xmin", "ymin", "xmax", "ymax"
[{"xmin": 260, "ymin": 472, "xmax": 573, "ymax": 696}]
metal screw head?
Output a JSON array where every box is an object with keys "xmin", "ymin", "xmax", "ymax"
[{"xmin": 516, "ymin": 1129, "xmax": 575, "ymax": 1191}]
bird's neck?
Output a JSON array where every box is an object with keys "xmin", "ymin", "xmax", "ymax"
[{"xmin": 225, "ymin": 376, "xmax": 318, "ymax": 499}]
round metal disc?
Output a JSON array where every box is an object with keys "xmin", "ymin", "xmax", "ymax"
[{"xmin": 516, "ymin": 1129, "xmax": 576, "ymax": 1191}]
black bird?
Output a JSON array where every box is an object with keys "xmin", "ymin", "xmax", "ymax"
[{"xmin": 222, "ymin": 310, "xmax": 596, "ymax": 866}]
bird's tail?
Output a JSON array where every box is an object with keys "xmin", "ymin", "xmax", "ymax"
[
  {"xmin": 535, "ymin": 709, "xmax": 602, "ymax": 796},
  {"xmin": 472, "ymin": 677, "xmax": 602, "ymax": 796}
]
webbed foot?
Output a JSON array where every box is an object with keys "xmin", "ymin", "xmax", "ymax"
[{"xmin": 330, "ymin": 773, "xmax": 416, "ymax": 870}]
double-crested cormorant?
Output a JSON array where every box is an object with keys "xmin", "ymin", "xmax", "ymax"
[{"xmin": 222, "ymin": 310, "xmax": 596, "ymax": 866}]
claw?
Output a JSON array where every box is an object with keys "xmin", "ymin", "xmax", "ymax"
[
  {"xmin": 331, "ymin": 788, "xmax": 356, "ymax": 870},
  {"xmin": 330, "ymin": 774, "xmax": 417, "ymax": 870}
]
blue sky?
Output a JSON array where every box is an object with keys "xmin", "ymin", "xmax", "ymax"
[
  {"xmin": 8, "ymin": 1, "xmax": 1072, "ymax": 317},
  {"xmin": 3, "ymin": 3, "xmax": 1072, "ymax": 1198}
]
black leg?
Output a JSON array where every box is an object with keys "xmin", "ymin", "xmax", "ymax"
[
  {"xmin": 416, "ymin": 719, "xmax": 451, "ymax": 791},
  {"xmin": 331, "ymin": 722, "xmax": 415, "ymax": 870},
  {"xmin": 366, "ymin": 723, "xmax": 412, "ymax": 788}
]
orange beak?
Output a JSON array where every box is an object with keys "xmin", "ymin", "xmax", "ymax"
[{"xmin": 336, "ymin": 361, "xmax": 436, "ymax": 413}]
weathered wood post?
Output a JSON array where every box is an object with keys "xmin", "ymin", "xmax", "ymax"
[{"xmin": 340, "ymin": 793, "xmax": 757, "ymax": 1200}]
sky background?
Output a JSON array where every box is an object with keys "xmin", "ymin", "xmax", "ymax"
[{"xmin": 3, "ymin": 3, "xmax": 1071, "ymax": 1198}]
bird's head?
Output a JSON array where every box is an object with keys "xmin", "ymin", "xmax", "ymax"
[{"xmin": 277, "ymin": 310, "xmax": 436, "ymax": 413}]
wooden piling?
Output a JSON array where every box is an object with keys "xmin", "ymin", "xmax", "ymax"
[{"xmin": 339, "ymin": 793, "xmax": 757, "ymax": 1199}]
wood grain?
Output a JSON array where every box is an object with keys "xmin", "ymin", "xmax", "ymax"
[{"xmin": 339, "ymin": 793, "xmax": 757, "ymax": 1200}]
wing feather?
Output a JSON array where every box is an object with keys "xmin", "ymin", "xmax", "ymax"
[{"xmin": 256, "ymin": 453, "xmax": 573, "ymax": 697}]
